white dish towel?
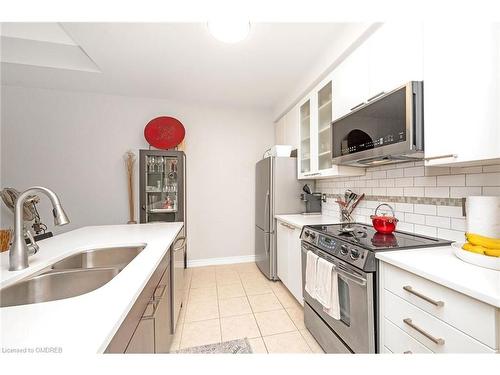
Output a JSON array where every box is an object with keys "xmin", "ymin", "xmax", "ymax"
[
  {"xmin": 323, "ymin": 266, "xmax": 340, "ymax": 320},
  {"xmin": 315, "ymin": 257, "xmax": 333, "ymax": 308},
  {"xmin": 305, "ymin": 251, "xmax": 319, "ymax": 299}
]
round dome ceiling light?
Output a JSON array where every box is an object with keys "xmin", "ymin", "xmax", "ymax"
[{"xmin": 207, "ymin": 20, "xmax": 251, "ymax": 43}]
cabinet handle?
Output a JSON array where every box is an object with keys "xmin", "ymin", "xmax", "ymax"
[
  {"xmin": 403, "ymin": 318, "xmax": 445, "ymax": 345},
  {"xmin": 350, "ymin": 102, "xmax": 365, "ymax": 111},
  {"xmin": 403, "ymin": 285, "xmax": 444, "ymax": 307},
  {"xmin": 403, "ymin": 350, "xmax": 413, "ymax": 354},
  {"xmin": 423, "ymin": 154, "xmax": 458, "ymax": 161},
  {"xmin": 279, "ymin": 222, "xmax": 295, "ymax": 230},
  {"xmin": 141, "ymin": 301, "xmax": 157, "ymax": 320},
  {"xmin": 304, "ymin": 172, "xmax": 321, "ymax": 177},
  {"xmin": 173, "ymin": 236, "xmax": 186, "ymax": 251},
  {"xmin": 154, "ymin": 284, "xmax": 167, "ymax": 301},
  {"xmin": 367, "ymin": 91, "xmax": 385, "ymax": 102}
]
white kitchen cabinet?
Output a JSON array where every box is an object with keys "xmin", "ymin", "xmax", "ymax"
[
  {"xmin": 423, "ymin": 22, "xmax": 500, "ymax": 166},
  {"xmin": 367, "ymin": 23, "xmax": 423, "ymax": 97},
  {"xmin": 331, "ymin": 44, "xmax": 369, "ymax": 122},
  {"xmin": 297, "ymin": 76, "xmax": 365, "ymax": 180},
  {"xmin": 276, "ymin": 219, "xmax": 303, "ymax": 305},
  {"xmin": 378, "ymin": 261, "xmax": 499, "ymax": 353}
]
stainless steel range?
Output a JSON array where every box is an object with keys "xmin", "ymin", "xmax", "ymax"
[{"xmin": 300, "ymin": 223, "xmax": 451, "ymax": 353}]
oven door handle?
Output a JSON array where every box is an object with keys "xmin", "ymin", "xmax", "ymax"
[{"xmin": 301, "ymin": 246, "xmax": 367, "ymax": 286}]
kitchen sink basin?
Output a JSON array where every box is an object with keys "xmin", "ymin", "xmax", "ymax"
[
  {"xmin": 51, "ymin": 245, "xmax": 145, "ymax": 271},
  {"xmin": 0, "ymin": 268, "xmax": 119, "ymax": 308}
]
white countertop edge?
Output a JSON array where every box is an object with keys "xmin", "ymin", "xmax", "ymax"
[
  {"xmin": 376, "ymin": 248, "xmax": 500, "ymax": 308},
  {"xmin": 275, "ymin": 214, "xmax": 340, "ymax": 229}
]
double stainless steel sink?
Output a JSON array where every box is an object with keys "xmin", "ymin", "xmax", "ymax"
[{"xmin": 0, "ymin": 245, "xmax": 145, "ymax": 308}]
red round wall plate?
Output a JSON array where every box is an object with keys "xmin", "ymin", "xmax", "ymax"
[{"xmin": 144, "ymin": 116, "xmax": 185, "ymax": 149}]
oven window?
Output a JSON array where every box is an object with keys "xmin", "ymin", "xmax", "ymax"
[
  {"xmin": 338, "ymin": 277, "xmax": 351, "ymax": 327},
  {"xmin": 332, "ymin": 86, "xmax": 407, "ymax": 158}
]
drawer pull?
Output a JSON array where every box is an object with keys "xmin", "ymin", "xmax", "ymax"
[
  {"xmin": 403, "ymin": 318, "xmax": 445, "ymax": 345},
  {"xmin": 403, "ymin": 285, "xmax": 444, "ymax": 307},
  {"xmin": 403, "ymin": 350, "xmax": 412, "ymax": 354}
]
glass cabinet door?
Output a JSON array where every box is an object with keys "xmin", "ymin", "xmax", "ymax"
[
  {"xmin": 144, "ymin": 155, "xmax": 179, "ymax": 222},
  {"xmin": 300, "ymin": 100, "xmax": 311, "ymax": 174},
  {"xmin": 317, "ymin": 81, "xmax": 332, "ymax": 171}
]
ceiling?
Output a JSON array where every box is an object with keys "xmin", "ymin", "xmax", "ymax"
[{"xmin": 1, "ymin": 22, "xmax": 358, "ymax": 110}]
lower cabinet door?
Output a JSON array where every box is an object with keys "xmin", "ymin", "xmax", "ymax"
[
  {"xmin": 276, "ymin": 222, "xmax": 289, "ymax": 284},
  {"xmin": 287, "ymin": 228, "xmax": 304, "ymax": 305},
  {"xmin": 155, "ymin": 292, "xmax": 173, "ymax": 353},
  {"xmin": 125, "ymin": 318, "xmax": 155, "ymax": 353}
]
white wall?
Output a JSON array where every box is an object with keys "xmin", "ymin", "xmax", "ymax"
[{"xmin": 0, "ymin": 85, "xmax": 274, "ymax": 262}]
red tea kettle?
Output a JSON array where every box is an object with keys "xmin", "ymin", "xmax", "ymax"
[{"xmin": 370, "ymin": 203, "xmax": 399, "ymax": 234}]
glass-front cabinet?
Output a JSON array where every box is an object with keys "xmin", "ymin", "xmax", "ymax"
[
  {"xmin": 139, "ymin": 150, "xmax": 186, "ymax": 223},
  {"xmin": 299, "ymin": 99, "xmax": 311, "ymax": 174},
  {"xmin": 297, "ymin": 76, "xmax": 365, "ymax": 179}
]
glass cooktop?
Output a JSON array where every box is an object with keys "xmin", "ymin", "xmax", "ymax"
[{"xmin": 308, "ymin": 223, "xmax": 452, "ymax": 251}]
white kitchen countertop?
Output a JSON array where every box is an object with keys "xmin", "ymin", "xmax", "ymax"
[
  {"xmin": 275, "ymin": 214, "xmax": 340, "ymax": 229},
  {"xmin": 0, "ymin": 222, "xmax": 183, "ymax": 354},
  {"xmin": 376, "ymin": 246, "xmax": 500, "ymax": 308}
]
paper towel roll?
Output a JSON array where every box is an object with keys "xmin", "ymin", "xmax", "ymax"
[{"xmin": 466, "ymin": 196, "xmax": 500, "ymax": 238}]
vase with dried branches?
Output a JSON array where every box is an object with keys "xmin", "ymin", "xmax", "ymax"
[{"xmin": 124, "ymin": 151, "xmax": 137, "ymax": 224}]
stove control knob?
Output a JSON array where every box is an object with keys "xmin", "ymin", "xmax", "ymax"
[
  {"xmin": 304, "ymin": 231, "xmax": 310, "ymax": 238},
  {"xmin": 350, "ymin": 249, "xmax": 360, "ymax": 260},
  {"xmin": 340, "ymin": 244, "xmax": 349, "ymax": 255},
  {"xmin": 309, "ymin": 232, "xmax": 316, "ymax": 240}
]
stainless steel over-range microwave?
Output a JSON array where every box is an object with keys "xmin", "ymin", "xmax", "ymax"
[{"xmin": 331, "ymin": 81, "xmax": 424, "ymax": 167}]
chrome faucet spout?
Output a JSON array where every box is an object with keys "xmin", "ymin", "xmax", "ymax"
[{"xmin": 9, "ymin": 186, "xmax": 70, "ymax": 271}]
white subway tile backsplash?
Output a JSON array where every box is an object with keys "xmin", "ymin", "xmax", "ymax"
[
  {"xmin": 482, "ymin": 164, "xmax": 500, "ymax": 173},
  {"xmin": 482, "ymin": 187, "xmax": 500, "ymax": 196},
  {"xmin": 437, "ymin": 228, "xmax": 465, "ymax": 242},
  {"xmin": 397, "ymin": 222, "xmax": 414, "ymax": 232},
  {"xmin": 437, "ymin": 174, "xmax": 465, "ymax": 187},
  {"xmin": 372, "ymin": 170, "xmax": 387, "ymax": 179},
  {"xmin": 437, "ymin": 205, "xmax": 464, "ymax": 218},
  {"xmin": 394, "ymin": 203, "xmax": 413, "ymax": 213},
  {"xmin": 386, "ymin": 187, "xmax": 404, "ymax": 196},
  {"xmin": 395, "ymin": 177, "xmax": 414, "ymax": 187},
  {"xmin": 451, "ymin": 218, "xmax": 466, "ymax": 231},
  {"xmin": 450, "ymin": 186, "xmax": 482, "ymax": 198},
  {"xmin": 405, "ymin": 213, "xmax": 425, "ymax": 225},
  {"xmin": 372, "ymin": 187, "xmax": 387, "ymax": 196},
  {"xmin": 379, "ymin": 179, "xmax": 395, "ymax": 187},
  {"xmin": 404, "ymin": 166, "xmax": 425, "ymax": 177},
  {"xmin": 414, "ymin": 204, "xmax": 437, "ymax": 215},
  {"xmin": 414, "ymin": 176, "xmax": 437, "ymax": 187},
  {"xmin": 387, "ymin": 169, "xmax": 404, "ymax": 178},
  {"xmin": 425, "ymin": 215, "xmax": 451, "ymax": 229},
  {"xmin": 466, "ymin": 173, "xmax": 500, "ymax": 186},
  {"xmin": 403, "ymin": 187, "xmax": 425, "ymax": 197},
  {"xmin": 424, "ymin": 187, "xmax": 450, "ymax": 198},
  {"xmin": 414, "ymin": 224, "xmax": 437, "ymax": 237},
  {"xmin": 320, "ymin": 161, "xmax": 499, "ymax": 241}
]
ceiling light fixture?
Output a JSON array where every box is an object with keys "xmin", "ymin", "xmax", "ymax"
[{"xmin": 207, "ymin": 20, "xmax": 251, "ymax": 43}]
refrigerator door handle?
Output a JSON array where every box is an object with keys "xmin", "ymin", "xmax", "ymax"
[{"xmin": 264, "ymin": 190, "xmax": 270, "ymax": 231}]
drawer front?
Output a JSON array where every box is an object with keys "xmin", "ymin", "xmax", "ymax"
[
  {"xmin": 384, "ymin": 290, "xmax": 495, "ymax": 353},
  {"xmin": 383, "ymin": 318, "xmax": 432, "ymax": 353},
  {"xmin": 383, "ymin": 263, "xmax": 497, "ymax": 348}
]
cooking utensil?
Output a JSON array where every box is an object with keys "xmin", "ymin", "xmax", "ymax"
[
  {"xmin": 303, "ymin": 184, "xmax": 312, "ymax": 195},
  {"xmin": 144, "ymin": 116, "xmax": 186, "ymax": 150},
  {"xmin": 348, "ymin": 193, "xmax": 365, "ymax": 214},
  {"xmin": 370, "ymin": 203, "xmax": 399, "ymax": 234}
]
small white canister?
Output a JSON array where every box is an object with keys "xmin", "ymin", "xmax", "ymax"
[{"xmin": 466, "ymin": 196, "xmax": 500, "ymax": 238}]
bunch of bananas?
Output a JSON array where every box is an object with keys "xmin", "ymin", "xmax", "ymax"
[{"xmin": 462, "ymin": 233, "xmax": 500, "ymax": 257}]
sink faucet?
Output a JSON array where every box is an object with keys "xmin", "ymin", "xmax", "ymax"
[{"xmin": 9, "ymin": 186, "xmax": 70, "ymax": 271}]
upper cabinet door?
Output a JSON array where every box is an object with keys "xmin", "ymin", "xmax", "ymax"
[
  {"xmin": 331, "ymin": 44, "xmax": 369, "ymax": 121},
  {"xmin": 367, "ymin": 23, "xmax": 424, "ymax": 96},
  {"xmin": 317, "ymin": 80, "xmax": 333, "ymax": 172},
  {"xmin": 423, "ymin": 22, "xmax": 500, "ymax": 166},
  {"xmin": 298, "ymin": 98, "xmax": 312, "ymax": 176}
]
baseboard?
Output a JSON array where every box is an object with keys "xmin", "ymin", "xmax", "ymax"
[{"xmin": 187, "ymin": 254, "xmax": 256, "ymax": 268}]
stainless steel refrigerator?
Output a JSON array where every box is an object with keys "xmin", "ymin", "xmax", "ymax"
[{"xmin": 255, "ymin": 156, "xmax": 306, "ymax": 280}]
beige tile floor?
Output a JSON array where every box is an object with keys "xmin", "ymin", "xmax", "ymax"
[{"xmin": 170, "ymin": 262, "xmax": 324, "ymax": 354}]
